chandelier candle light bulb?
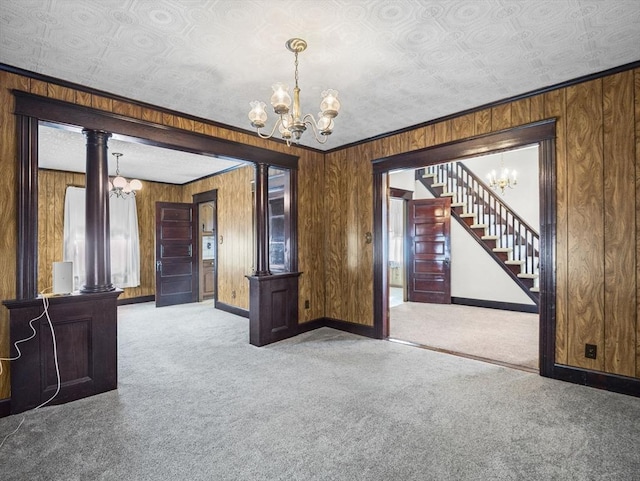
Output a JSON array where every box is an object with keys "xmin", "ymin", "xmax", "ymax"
[
  {"xmin": 109, "ymin": 152, "xmax": 142, "ymax": 198},
  {"xmin": 248, "ymin": 38, "xmax": 341, "ymax": 146}
]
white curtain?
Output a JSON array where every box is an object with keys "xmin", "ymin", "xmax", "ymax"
[{"xmin": 63, "ymin": 186, "xmax": 140, "ymax": 290}]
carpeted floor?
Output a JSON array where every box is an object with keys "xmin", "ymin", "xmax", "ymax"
[
  {"xmin": 390, "ymin": 302, "xmax": 539, "ymax": 370},
  {"xmin": 1, "ymin": 301, "xmax": 639, "ymax": 480}
]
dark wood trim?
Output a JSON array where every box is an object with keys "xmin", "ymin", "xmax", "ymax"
[
  {"xmin": 192, "ymin": 190, "xmax": 218, "ymax": 204},
  {"xmin": 326, "ymin": 59, "xmax": 640, "ymax": 154},
  {"xmin": 451, "ymin": 297, "xmax": 539, "ymax": 314},
  {"xmin": 373, "ymin": 172, "xmax": 388, "ymax": 339},
  {"xmin": 0, "ymin": 398, "xmax": 10, "ymax": 418},
  {"xmin": 214, "ymin": 300, "xmax": 249, "ymax": 319},
  {"xmin": 13, "ymin": 91, "xmax": 300, "ymax": 169},
  {"xmin": 389, "ymin": 187, "xmax": 413, "ymax": 200},
  {"xmin": 372, "ymin": 120, "xmax": 557, "ymax": 377},
  {"xmin": 538, "ymin": 137, "xmax": 557, "ymax": 378},
  {"xmin": 17, "ymin": 116, "xmax": 39, "ymax": 299},
  {"xmin": 551, "ymin": 365, "xmax": 640, "ymax": 398},
  {"xmin": 324, "ymin": 318, "xmax": 378, "ymax": 339},
  {"xmin": 288, "ymin": 168, "xmax": 299, "ymax": 273},
  {"xmin": 296, "ymin": 319, "xmax": 326, "ymax": 334},
  {"xmin": 0, "ymin": 62, "xmax": 326, "ymax": 155},
  {"xmin": 117, "ymin": 295, "xmax": 155, "ymax": 306},
  {"xmin": 373, "ymin": 120, "xmax": 556, "ymax": 173}
]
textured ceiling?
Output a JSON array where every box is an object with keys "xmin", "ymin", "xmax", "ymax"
[{"xmin": 1, "ymin": 0, "xmax": 640, "ymax": 177}]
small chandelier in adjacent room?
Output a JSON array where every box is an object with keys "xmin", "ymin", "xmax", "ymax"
[
  {"xmin": 109, "ymin": 152, "xmax": 142, "ymax": 198},
  {"xmin": 486, "ymin": 154, "xmax": 517, "ymax": 195},
  {"xmin": 248, "ymin": 38, "xmax": 341, "ymax": 146}
]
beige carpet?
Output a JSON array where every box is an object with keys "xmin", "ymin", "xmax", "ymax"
[{"xmin": 390, "ymin": 302, "xmax": 539, "ymax": 370}]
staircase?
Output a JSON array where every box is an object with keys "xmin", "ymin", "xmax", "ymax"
[{"xmin": 416, "ymin": 162, "xmax": 539, "ymax": 305}]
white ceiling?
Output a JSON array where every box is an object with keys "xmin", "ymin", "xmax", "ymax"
[{"xmin": 2, "ymin": 0, "xmax": 640, "ymax": 180}]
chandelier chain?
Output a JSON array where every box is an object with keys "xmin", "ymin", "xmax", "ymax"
[{"xmin": 294, "ymin": 51, "xmax": 299, "ymax": 89}]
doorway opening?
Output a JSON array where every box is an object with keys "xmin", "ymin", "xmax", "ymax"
[
  {"xmin": 372, "ymin": 120, "xmax": 557, "ymax": 377},
  {"xmin": 387, "ymin": 146, "xmax": 540, "ymax": 371}
]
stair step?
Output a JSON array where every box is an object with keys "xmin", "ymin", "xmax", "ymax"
[
  {"xmin": 460, "ymin": 213, "xmax": 476, "ymax": 218},
  {"xmin": 505, "ymin": 260, "xmax": 525, "ymax": 265},
  {"xmin": 441, "ymin": 192, "xmax": 456, "ymax": 197},
  {"xmin": 493, "ymin": 247, "xmax": 512, "ymax": 253},
  {"xmin": 421, "ymin": 172, "xmax": 436, "ymax": 178},
  {"xmin": 517, "ymin": 273, "xmax": 538, "ymax": 279},
  {"xmin": 481, "ymin": 235, "xmax": 499, "ymax": 240},
  {"xmin": 470, "ymin": 224, "xmax": 488, "ymax": 229},
  {"xmin": 451, "ymin": 202, "xmax": 465, "ymax": 208},
  {"xmin": 431, "ymin": 182, "xmax": 446, "ymax": 188},
  {"xmin": 530, "ymin": 287, "xmax": 540, "ymax": 293}
]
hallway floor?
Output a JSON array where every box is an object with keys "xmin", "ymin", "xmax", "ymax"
[{"xmin": 389, "ymin": 297, "xmax": 538, "ymax": 371}]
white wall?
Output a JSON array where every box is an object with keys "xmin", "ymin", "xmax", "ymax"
[{"xmin": 388, "ymin": 145, "xmax": 538, "ymax": 306}]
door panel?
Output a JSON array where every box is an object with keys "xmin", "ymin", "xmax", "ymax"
[
  {"xmin": 155, "ymin": 202, "xmax": 198, "ymax": 307},
  {"xmin": 407, "ymin": 198, "xmax": 451, "ymax": 304}
]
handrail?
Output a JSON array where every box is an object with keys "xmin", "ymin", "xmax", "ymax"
[{"xmin": 419, "ymin": 162, "xmax": 539, "ymax": 278}]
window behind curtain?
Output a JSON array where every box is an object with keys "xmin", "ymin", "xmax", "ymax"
[{"xmin": 63, "ymin": 186, "xmax": 140, "ymax": 290}]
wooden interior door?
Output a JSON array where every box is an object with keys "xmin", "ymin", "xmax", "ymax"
[
  {"xmin": 155, "ymin": 202, "xmax": 198, "ymax": 307},
  {"xmin": 406, "ymin": 198, "xmax": 451, "ymax": 304}
]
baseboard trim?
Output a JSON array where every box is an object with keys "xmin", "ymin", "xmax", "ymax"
[
  {"xmin": 452, "ymin": 296, "xmax": 539, "ymax": 314},
  {"xmin": 0, "ymin": 398, "xmax": 10, "ymax": 418},
  {"xmin": 323, "ymin": 317, "xmax": 378, "ymax": 339},
  {"xmin": 550, "ymin": 364, "xmax": 640, "ymax": 398},
  {"xmin": 296, "ymin": 317, "xmax": 377, "ymax": 339},
  {"xmin": 215, "ymin": 301, "xmax": 249, "ymax": 318},
  {"xmin": 117, "ymin": 295, "xmax": 154, "ymax": 306}
]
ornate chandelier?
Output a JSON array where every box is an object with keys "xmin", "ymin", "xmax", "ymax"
[
  {"xmin": 486, "ymin": 154, "xmax": 517, "ymax": 195},
  {"xmin": 248, "ymin": 38, "xmax": 341, "ymax": 146},
  {"xmin": 109, "ymin": 152, "xmax": 142, "ymax": 198}
]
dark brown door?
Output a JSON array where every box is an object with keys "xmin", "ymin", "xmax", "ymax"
[
  {"xmin": 155, "ymin": 202, "xmax": 198, "ymax": 307},
  {"xmin": 406, "ymin": 198, "xmax": 451, "ymax": 304}
]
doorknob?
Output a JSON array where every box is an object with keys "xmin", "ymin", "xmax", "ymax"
[{"xmin": 156, "ymin": 260, "xmax": 162, "ymax": 271}]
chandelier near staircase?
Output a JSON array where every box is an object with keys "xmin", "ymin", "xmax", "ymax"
[
  {"xmin": 248, "ymin": 38, "xmax": 341, "ymax": 146},
  {"xmin": 109, "ymin": 152, "xmax": 142, "ymax": 198},
  {"xmin": 486, "ymin": 154, "xmax": 517, "ymax": 195}
]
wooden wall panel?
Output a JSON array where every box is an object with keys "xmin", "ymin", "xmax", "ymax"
[
  {"xmin": 511, "ymin": 98, "xmax": 531, "ymax": 126},
  {"xmin": 474, "ymin": 109, "xmax": 492, "ymax": 135},
  {"xmin": 565, "ymin": 80, "xmax": 605, "ymax": 371},
  {"xmin": 353, "ymin": 144, "xmax": 374, "ymax": 325},
  {"xmin": 451, "ymin": 113, "xmax": 475, "ymax": 141},
  {"xmin": 530, "ymin": 94, "xmax": 546, "ymax": 122},
  {"xmin": 0, "ymin": 72, "xmax": 30, "ymax": 398},
  {"xmin": 636, "ymin": 69, "xmax": 640, "ymax": 378},
  {"xmin": 325, "ymin": 150, "xmax": 347, "ymax": 321},
  {"xmin": 603, "ymin": 71, "xmax": 636, "ymax": 376},
  {"xmin": 183, "ymin": 166, "xmax": 254, "ymax": 311},
  {"xmin": 492, "ymin": 103, "xmax": 512, "ymax": 130},
  {"xmin": 545, "ymin": 89, "xmax": 569, "ymax": 365},
  {"xmin": 434, "ymin": 120, "xmax": 452, "ymax": 145},
  {"xmin": 298, "ymin": 152, "xmax": 326, "ymax": 322}
]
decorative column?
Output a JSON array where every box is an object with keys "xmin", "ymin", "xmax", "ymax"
[
  {"xmin": 253, "ymin": 162, "xmax": 270, "ymax": 276},
  {"xmin": 81, "ymin": 129, "xmax": 114, "ymax": 293}
]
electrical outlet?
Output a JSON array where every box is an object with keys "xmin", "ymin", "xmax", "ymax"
[
  {"xmin": 231, "ymin": 290, "xmax": 236, "ymax": 299},
  {"xmin": 585, "ymin": 344, "xmax": 597, "ymax": 359},
  {"xmin": 304, "ymin": 299, "xmax": 310, "ymax": 309}
]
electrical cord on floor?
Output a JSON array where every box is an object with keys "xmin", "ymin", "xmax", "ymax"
[{"xmin": 0, "ymin": 292, "xmax": 61, "ymax": 449}]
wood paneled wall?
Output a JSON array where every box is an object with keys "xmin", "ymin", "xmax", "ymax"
[
  {"xmin": 324, "ymin": 68, "xmax": 640, "ymax": 379},
  {"xmin": 2, "ymin": 65, "xmax": 639, "ymax": 399}
]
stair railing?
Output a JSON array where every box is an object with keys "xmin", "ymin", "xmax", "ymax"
[{"xmin": 420, "ymin": 162, "xmax": 539, "ymax": 277}]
